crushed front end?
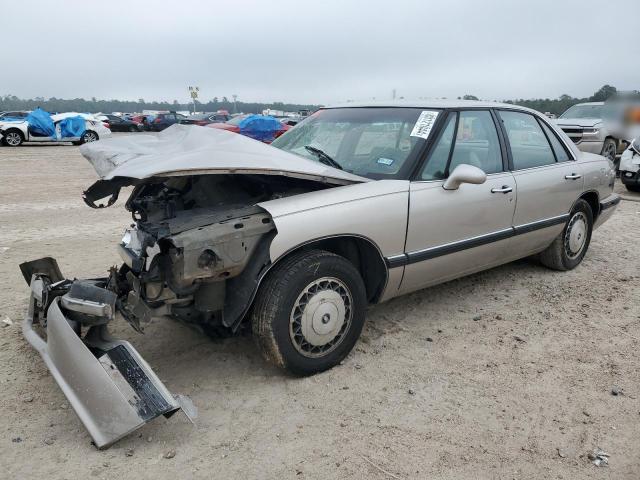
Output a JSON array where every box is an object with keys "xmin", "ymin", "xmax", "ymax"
[{"xmin": 21, "ymin": 173, "xmax": 324, "ymax": 448}]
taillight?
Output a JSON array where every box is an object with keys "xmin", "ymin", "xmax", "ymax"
[{"xmin": 103, "ymin": 122, "xmax": 110, "ymax": 129}]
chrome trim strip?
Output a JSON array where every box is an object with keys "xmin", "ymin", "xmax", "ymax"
[
  {"xmin": 385, "ymin": 213, "xmax": 570, "ymax": 267},
  {"xmin": 385, "ymin": 254, "xmax": 408, "ymax": 268},
  {"xmin": 600, "ymin": 194, "xmax": 621, "ymax": 211},
  {"xmin": 512, "ymin": 213, "xmax": 569, "ymax": 235},
  {"xmin": 406, "ymin": 228, "xmax": 513, "ymax": 264}
]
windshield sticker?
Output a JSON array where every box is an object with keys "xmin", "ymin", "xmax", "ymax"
[
  {"xmin": 410, "ymin": 110, "xmax": 439, "ymax": 140},
  {"xmin": 377, "ymin": 157, "xmax": 395, "ymax": 166}
]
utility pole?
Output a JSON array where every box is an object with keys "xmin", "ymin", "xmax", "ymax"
[
  {"xmin": 232, "ymin": 94, "xmax": 238, "ymax": 113},
  {"xmin": 188, "ymin": 86, "xmax": 199, "ymax": 114}
]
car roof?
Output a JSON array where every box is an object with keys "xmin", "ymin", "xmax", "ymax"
[
  {"xmin": 323, "ymin": 99, "xmax": 542, "ymax": 114},
  {"xmin": 569, "ymin": 102, "xmax": 604, "ymax": 106}
]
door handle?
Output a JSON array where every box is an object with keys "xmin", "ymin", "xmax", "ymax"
[
  {"xmin": 491, "ymin": 185, "xmax": 513, "ymax": 194},
  {"xmin": 565, "ymin": 173, "xmax": 582, "ymax": 180}
]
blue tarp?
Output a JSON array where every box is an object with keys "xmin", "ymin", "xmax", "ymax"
[
  {"xmin": 59, "ymin": 116, "xmax": 86, "ymax": 138},
  {"xmin": 26, "ymin": 108, "xmax": 55, "ymax": 137},
  {"xmin": 238, "ymin": 115, "xmax": 283, "ymax": 142}
]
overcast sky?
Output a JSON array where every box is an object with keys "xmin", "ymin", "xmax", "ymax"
[{"xmin": 4, "ymin": 0, "xmax": 638, "ymax": 105}]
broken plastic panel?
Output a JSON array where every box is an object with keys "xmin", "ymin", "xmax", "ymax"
[{"xmin": 21, "ymin": 258, "xmax": 194, "ymax": 449}]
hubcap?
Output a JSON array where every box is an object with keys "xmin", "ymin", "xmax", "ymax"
[
  {"xmin": 564, "ymin": 212, "xmax": 588, "ymax": 259},
  {"xmin": 84, "ymin": 132, "xmax": 97, "ymax": 142},
  {"xmin": 6, "ymin": 132, "xmax": 20, "ymax": 145},
  {"xmin": 289, "ymin": 277, "xmax": 353, "ymax": 358}
]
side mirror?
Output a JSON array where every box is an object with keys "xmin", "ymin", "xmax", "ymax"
[{"xmin": 442, "ymin": 164, "xmax": 487, "ymax": 190}]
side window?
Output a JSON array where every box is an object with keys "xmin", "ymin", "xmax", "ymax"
[
  {"xmin": 448, "ymin": 110, "xmax": 502, "ymax": 174},
  {"xmin": 420, "ymin": 113, "xmax": 456, "ymax": 180},
  {"xmin": 499, "ymin": 111, "xmax": 556, "ymax": 169},
  {"xmin": 539, "ymin": 120, "xmax": 570, "ymax": 162}
]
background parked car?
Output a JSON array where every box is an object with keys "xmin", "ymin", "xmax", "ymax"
[
  {"xmin": 102, "ymin": 114, "xmax": 144, "ymax": 132},
  {"xmin": 208, "ymin": 114, "xmax": 290, "ymax": 143},
  {"xmin": 619, "ymin": 138, "xmax": 640, "ymax": 192},
  {"xmin": 555, "ymin": 102, "xmax": 623, "ymax": 163},
  {"xmin": 0, "ymin": 109, "xmax": 110, "ymax": 146},
  {"xmin": 0, "ymin": 111, "xmax": 29, "ymax": 120},
  {"xmin": 147, "ymin": 112, "xmax": 188, "ymax": 131},
  {"xmin": 180, "ymin": 112, "xmax": 231, "ymax": 126}
]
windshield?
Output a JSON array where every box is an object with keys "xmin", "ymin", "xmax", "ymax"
[
  {"xmin": 560, "ymin": 104, "xmax": 603, "ymax": 119},
  {"xmin": 271, "ymin": 107, "xmax": 435, "ymax": 179}
]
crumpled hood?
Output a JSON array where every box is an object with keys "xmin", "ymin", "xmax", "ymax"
[
  {"xmin": 79, "ymin": 124, "xmax": 367, "ymax": 186},
  {"xmin": 554, "ymin": 118, "xmax": 602, "ymax": 128}
]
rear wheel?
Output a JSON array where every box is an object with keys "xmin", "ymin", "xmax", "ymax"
[
  {"xmin": 538, "ymin": 199, "xmax": 593, "ymax": 271},
  {"xmin": 251, "ymin": 250, "xmax": 367, "ymax": 376},
  {"xmin": 3, "ymin": 130, "xmax": 24, "ymax": 147}
]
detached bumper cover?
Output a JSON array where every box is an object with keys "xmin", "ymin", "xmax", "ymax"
[{"xmin": 23, "ymin": 261, "xmax": 194, "ymax": 449}]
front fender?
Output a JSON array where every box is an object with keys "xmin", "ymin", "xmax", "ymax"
[{"xmin": 258, "ymin": 180, "xmax": 410, "ymax": 263}]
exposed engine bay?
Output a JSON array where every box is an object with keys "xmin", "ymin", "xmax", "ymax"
[{"xmin": 99, "ymin": 173, "xmax": 329, "ymax": 334}]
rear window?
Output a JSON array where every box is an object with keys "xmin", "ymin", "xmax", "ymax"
[{"xmin": 499, "ymin": 111, "xmax": 556, "ymax": 170}]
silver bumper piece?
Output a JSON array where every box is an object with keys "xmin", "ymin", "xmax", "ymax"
[{"xmin": 24, "ymin": 275, "xmax": 194, "ymax": 449}]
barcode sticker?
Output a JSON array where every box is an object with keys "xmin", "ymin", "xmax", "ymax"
[{"xmin": 410, "ymin": 110, "xmax": 439, "ymax": 140}]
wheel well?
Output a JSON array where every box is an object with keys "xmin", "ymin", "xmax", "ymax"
[
  {"xmin": 3, "ymin": 127, "xmax": 24, "ymax": 138},
  {"xmin": 580, "ymin": 191, "xmax": 600, "ymax": 220},
  {"xmin": 274, "ymin": 236, "xmax": 388, "ymax": 304}
]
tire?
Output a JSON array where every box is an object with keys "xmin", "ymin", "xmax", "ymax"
[
  {"xmin": 251, "ymin": 249, "xmax": 367, "ymax": 376},
  {"xmin": 3, "ymin": 129, "xmax": 24, "ymax": 147},
  {"xmin": 625, "ymin": 184, "xmax": 640, "ymax": 193},
  {"xmin": 538, "ymin": 199, "xmax": 593, "ymax": 271},
  {"xmin": 80, "ymin": 130, "xmax": 99, "ymax": 144},
  {"xmin": 129, "ymin": 125, "xmax": 137, "ymax": 132},
  {"xmin": 601, "ymin": 138, "xmax": 617, "ymax": 162}
]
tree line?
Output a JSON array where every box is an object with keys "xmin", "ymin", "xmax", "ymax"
[
  {"xmin": 0, "ymin": 96, "xmax": 319, "ymax": 115},
  {"xmin": 0, "ymin": 85, "xmax": 633, "ymax": 116}
]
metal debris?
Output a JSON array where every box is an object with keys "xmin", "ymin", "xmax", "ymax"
[{"xmin": 588, "ymin": 448, "xmax": 609, "ymax": 467}]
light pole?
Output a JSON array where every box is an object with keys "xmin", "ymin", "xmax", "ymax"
[
  {"xmin": 188, "ymin": 86, "xmax": 199, "ymax": 114},
  {"xmin": 232, "ymin": 94, "xmax": 238, "ymax": 114}
]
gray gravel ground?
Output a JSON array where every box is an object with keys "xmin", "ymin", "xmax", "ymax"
[{"xmin": 0, "ymin": 140, "xmax": 639, "ymax": 479}]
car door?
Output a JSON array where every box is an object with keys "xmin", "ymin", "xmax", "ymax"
[
  {"xmin": 108, "ymin": 116, "xmax": 123, "ymax": 132},
  {"xmin": 399, "ymin": 110, "xmax": 517, "ymax": 295},
  {"xmin": 496, "ymin": 110, "xmax": 583, "ymax": 257}
]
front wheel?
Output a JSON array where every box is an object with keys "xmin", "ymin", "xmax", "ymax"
[
  {"xmin": 80, "ymin": 131, "xmax": 99, "ymax": 144},
  {"xmin": 538, "ymin": 199, "xmax": 593, "ymax": 271},
  {"xmin": 3, "ymin": 130, "xmax": 24, "ymax": 147},
  {"xmin": 251, "ymin": 250, "xmax": 367, "ymax": 376}
]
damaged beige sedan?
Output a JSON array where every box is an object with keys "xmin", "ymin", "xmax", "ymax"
[{"xmin": 21, "ymin": 101, "xmax": 620, "ymax": 448}]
